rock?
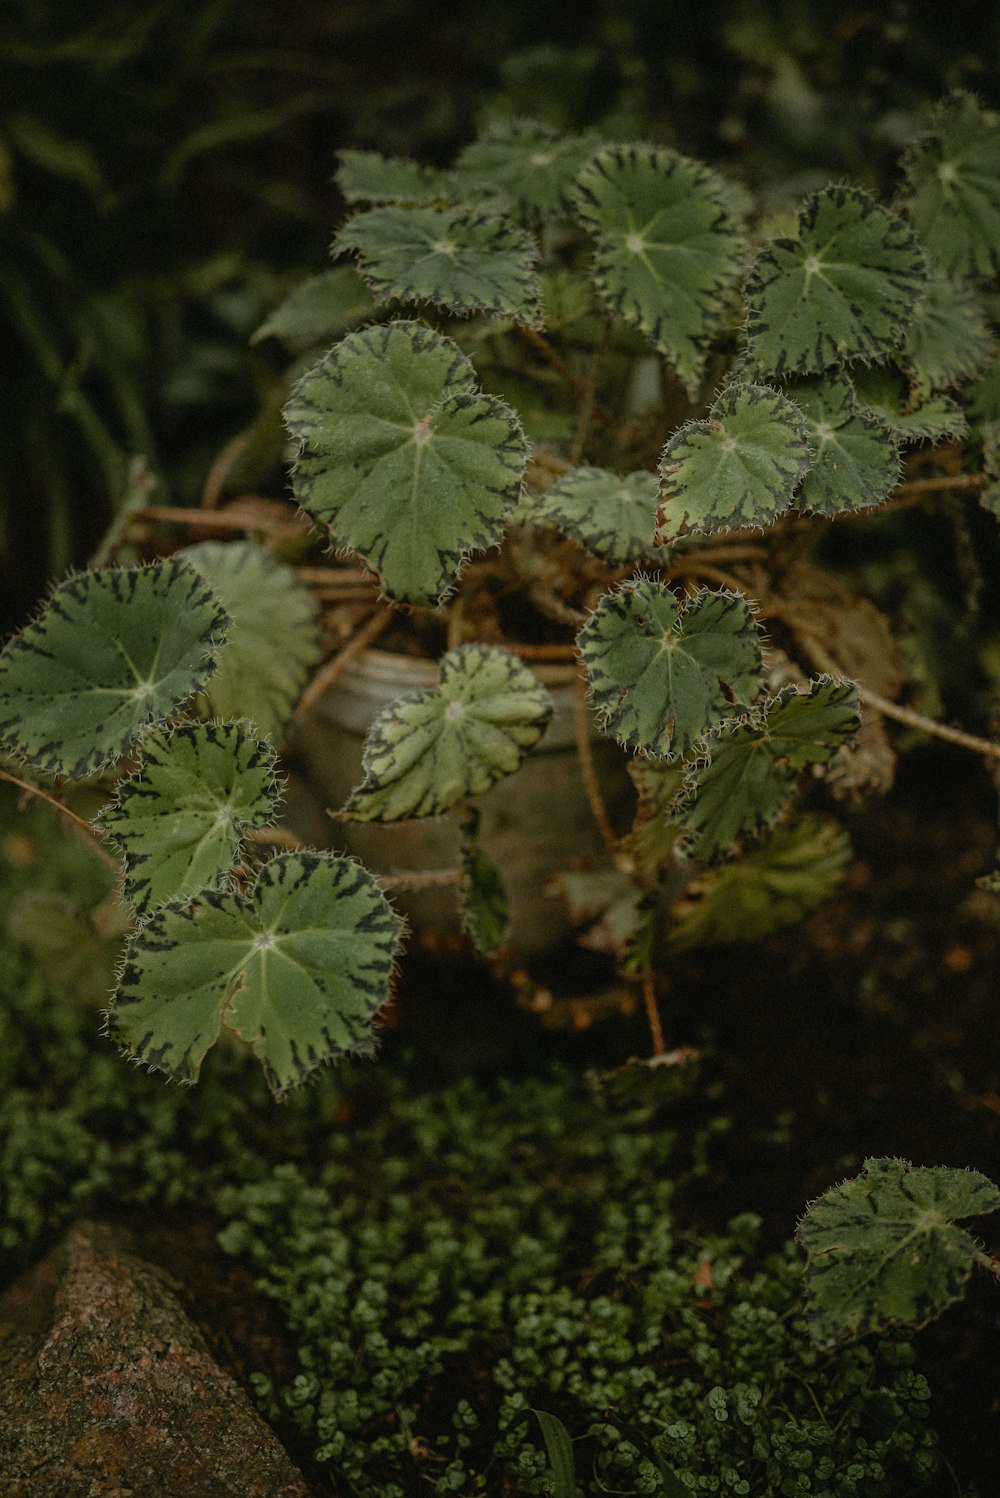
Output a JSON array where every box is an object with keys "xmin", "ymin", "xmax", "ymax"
[{"xmin": 0, "ymin": 1220, "xmax": 313, "ymax": 1497}]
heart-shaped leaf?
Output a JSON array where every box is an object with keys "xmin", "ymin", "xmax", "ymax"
[
  {"xmin": 179, "ymin": 541, "xmax": 321, "ymax": 744},
  {"xmin": 680, "ymin": 678, "xmax": 861, "ymax": 859},
  {"xmin": 106, "ymin": 851, "xmax": 404, "ymax": 1098},
  {"xmin": 577, "ymin": 579, "xmax": 763, "ymax": 758},
  {"xmin": 787, "ymin": 375, "xmax": 899, "ymax": 516},
  {"xmin": 851, "ymin": 366, "xmax": 967, "ymax": 442},
  {"xmin": 0, "ymin": 560, "xmax": 228, "ymax": 779},
  {"xmin": 797, "ymin": 1157, "xmax": 1000, "ymax": 1348},
  {"xmin": 334, "ymin": 205, "xmax": 542, "ymax": 324},
  {"xmin": 286, "ymin": 321, "xmax": 527, "ymax": 606},
  {"xmin": 574, "ymin": 144, "xmax": 747, "ymax": 395},
  {"xmin": 667, "ymin": 814, "xmax": 851, "ymax": 950},
  {"xmin": 97, "ymin": 722, "xmax": 282, "ymax": 916},
  {"xmin": 900, "ymin": 274, "xmax": 994, "ymax": 396},
  {"xmin": 536, "ymin": 466, "xmax": 659, "ymax": 563},
  {"xmin": 656, "ymin": 382, "xmax": 812, "ymax": 542},
  {"xmin": 901, "ymin": 91, "xmax": 1000, "ymax": 281},
  {"xmin": 744, "ymin": 187, "xmax": 926, "ymax": 378},
  {"xmin": 339, "ymin": 645, "xmax": 553, "ymax": 822}
]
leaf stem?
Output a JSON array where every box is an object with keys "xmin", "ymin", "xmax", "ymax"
[
  {"xmin": 377, "ymin": 868, "xmax": 462, "ymax": 891},
  {"xmin": 573, "ymin": 674, "xmax": 619, "ymax": 855},
  {"xmin": 292, "ymin": 608, "xmax": 395, "ymax": 723},
  {"xmin": 0, "ymin": 767, "xmax": 120, "ymax": 871},
  {"xmin": 642, "ymin": 970, "xmax": 666, "ymax": 1056}
]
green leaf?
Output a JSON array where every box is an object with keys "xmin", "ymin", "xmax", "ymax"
[
  {"xmin": 623, "ymin": 756, "xmax": 688, "ymax": 885},
  {"xmin": 743, "ymin": 187, "xmax": 926, "ymax": 378},
  {"xmin": 334, "ymin": 205, "xmax": 542, "ymax": 324},
  {"xmin": 578, "ymin": 579, "xmax": 763, "ymax": 758},
  {"xmin": 656, "ymin": 382, "xmax": 812, "ymax": 542},
  {"xmin": 536, "ymin": 466, "xmax": 659, "ymax": 563},
  {"xmin": 901, "ymin": 274, "xmax": 994, "ymax": 396},
  {"xmin": 336, "ymin": 149, "xmax": 452, "ymax": 205},
  {"xmin": 5, "ymin": 111, "xmax": 111, "ymax": 203},
  {"xmin": 452, "ymin": 121, "xmax": 603, "ymax": 222},
  {"xmin": 680, "ymin": 678, "xmax": 861, "ymax": 859},
  {"xmin": 796, "ymin": 1157, "xmax": 1000, "ymax": 1348},
  {"xmin": 179, "ymin": 542, "xmax": 321, "ymax": 743},
  {"xmin": 851, "ymin": 366, "xmax": 967, "ymax": 443},
  {"xmin": 529, "ymin": 1408, "xmax": 577, "ymax": 1498},
  {"xmin": 97, "ymin": 722, "xmax": 282, "ymax": 916},
  {"xmin": 0, "ymin": 560, "xmax": 228, "ymax": 779},
  {"xmin": 458, "ymin": 808, "xmax": 508, "ymax": 955},
  {"xmin": 107, "ymin": 851, "xmax": 404, "ymax": 1099},
  {"xmin": 251, "ymin": 267, "xmax": 376, "ymax": 346},
  {"xmin": 788, "ymin": 375, "xmax": 899, "ymax": 516},
  {"xmin": 574, "ymin": 144, "xmax": 747, "ymax": 395},
  {"xmin": 339, "ymin": 645, "xmax": 553, "ymax": 822},
  {"xmin": 285, "ymin": 321, "xmax": 527, "ymax": 606},
  {"xmin": 901, "ymin": 92, "xmax": 1000, "ymax": 280},
  {"xmin": 667, "ymin": 814, "xmax": 851, "ymax": 950},
  {"xmin": 8, "ymin": 892, "xmax": 129, "ymax": 1005}
]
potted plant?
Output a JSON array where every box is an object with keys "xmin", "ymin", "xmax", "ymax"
[{"xmin": 2, "ymin": 93, "xmax": 1000, "ymax": 1098}]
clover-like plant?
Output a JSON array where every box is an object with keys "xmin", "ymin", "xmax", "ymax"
[{"xmin": 3, "ymin": 91, "xmax": 1000, "ymax": 1104}]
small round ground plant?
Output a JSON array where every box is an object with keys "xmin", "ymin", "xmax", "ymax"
[{"xmin": 3, "ymin": 90, "xmax": 1000, "ymax": 1105}]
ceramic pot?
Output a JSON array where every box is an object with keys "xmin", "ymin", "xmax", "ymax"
[{"xmin": 288, "ymin": 648, "xmax": 633, "ymax": 957}]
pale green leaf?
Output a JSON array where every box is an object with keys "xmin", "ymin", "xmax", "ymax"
[
  {"xmin": 797, "ymin": 1157, "xmax": 1000, "ymax": 1348},
  {"xmin": 0, "ymin": 560, "xmax": 228, "ymax": 779},
  {"xmin": 667, "ymin": 814, "xmax": 851, "ymax": 950},
  {"xmin": 106, "ymin": 851, "xmax": 404, "ymax": 1098},
  {"xmin": 901, "ymin": 92, "xmax": 1000, "ymax": 280},
  {"xmin": 536, "ymin": 466, "xmax": 659, "ymax": 563},
  {"xmin": 285, "ymin": 321, "xmax": 527, "ymax": 606},
  {"xmin": 251, "ymin": 267, "xmax": 376, "ymax": 346},
  {"xmin": 334, "ymin": 205, "xmax": 542, "ymax": 324},
  {"xmin": 452, "ymin": 121, "xmax": 603, "ymax": 222},
  {"xmin": 788, "ymin": 374, "xmax": 899, "ymax": 516},
  {"xmin": 656, "ymin": 382, "xmax": 812, "ymax": 542},
  {"xmin": 680, "ymin": 678, "xmax": 861, "ymax": 859},
  {"xmin": 574, "ymin": 144, "xmax": 747, "ymax": 395},
  {"xmin": 179, "ymin": 541, "xmax": 321, "ymax": 743},
  {"xmin": 744, "ymin": 187, "xmax": 926, "ymax": 377},
  {"xmin": 336, "ymin": 149, "xmax": 452, "ymax": 205},
  {"xmin": 339, "ymin": 645, "xmax": 553, "ymax": 822},
  {"xmin": 901, "ymin": 274, "xmax": 994, "ymax": 396},
  {"xmin": 851, "ymin": 366, "xmax": 967, "ymax": 442},
  {"xmin": 577, "ymin": 579, "xmax": 763, "ymax": 759},
  {"xmin": 97, "ymin": 722, "xmax": 282, "ymax": 916}
]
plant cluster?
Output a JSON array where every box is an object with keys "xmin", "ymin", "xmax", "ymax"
[{"xmin": 215, "ymin": 1074, "xmax": 959, "ymax": 1497}]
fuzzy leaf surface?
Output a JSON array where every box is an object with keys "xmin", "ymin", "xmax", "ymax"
[
  {"xmin": 252, "ymin": 267, "xmax": 376, "ymax": 346},
  {"xmin": 334, "ymin": 205, "xmax": 541, "ymax": 324},
  {"xmin": 851, "ymin": 367, "xmax": 967, "ymax": 442},
  {"xmin": 681, "ymin": 678, "xmax": 861, "ymax": 859},
  {"xmin": 97, "ymin": 722, "xmax": 282, "ymax": 916},
  {"xmin": 0, "ymin": 560, "xmax": 227, "ymax": 779},
  {"xmin": 668, "ymin": 814, "xmax": 850, "ymax": 950},
  {"xmin": 340, "ymin": 645, "xmax": 553, "ymax": 822},
  {"xmin": 336, "ymin": 149, "xmax": 452, "ymax": 205},
  {"xmin": 656, "ymin": 382, "xmax": 812, "ymax": 542},
  {"xmin": 286, "ymin": 321, "xmax": 526, "ymax": 606},
  {"xmin": 788, "ymin": 375, "xmax": 899, "ymax": 515},
  {"xmin": 536, "ymin": 466, "xmax": 659, "ymax": 562},
  {"xmin": 797, "ymin": 1157, "xmax": 1000, "ymax": 1348},
  {"xmin": 901, "ymin": 274, "xmax": 994, "ymax": 395},
  {"xmin": 901, "ymin": 92, "xmax": 1000, "ymax": 280},
  {"xmin": 574, "ymin": 144, "xmax": 746, "ymax": 395},
  {"xmin": 578, "ymin": 580, "xmax": 762, "ymax": 759},
  {"xmin": 452, "ymin": 121, "xmax": 603, "ymax": 222},
  {"xmin": 107, "ymin": 851, "xmax": 404, "ymax": 1098},
  {"xmin": 744, "ymin": 187, "xmax": 926, "ymax": 377},
  {"xmin": 180, "ymin": 541, "xmax": 321, "ymax": 743}
]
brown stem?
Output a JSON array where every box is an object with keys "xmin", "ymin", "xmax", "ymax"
[
  {"xmin": 667, "ymin": 560, "xmax": 751, "ymax": 593},
  {"xmin": 294, "ymin": 565, "xmax": 374, "ymax": 590},
  {"xmin": 892, "ymin": 472, "xmax": 988, "ymax": 496},
  {"xmin": 131, "ymin": 504, "xmax": 298, "ymax": 534},
  {"xmin": 0, "ymin": 768, "xmax": 120, "ymax": 872},
  {"xmin": 244, "ymin": 825, "xmax": 305, "ymax": 850},
  {"xmin": 201, "ymin": 431, "xmax": 249, "ymax": 508},
  {"xmin": 377, "ymin": 868, "xmax": 462, "ymax": 891},
  {"xmin": 569, "ymin": 319, "xmax": 610, "ymax": 466},
  {"xmin": 791, "ymin": 627, "xmax": 1000, "ymax": 762},
  {"xmin": 505, "ymin": 642, "xmax": 579, "ymax": 661},
  {"xmin": 642, "ymin": 970, "xmax": 666, "ymax": 1056},
  {"xmin": 292, "ymin": 608, "xmax": 395, "ymax": 722},
  {"xmin": 573, "ymin": 673, "xmax": 618, "ymax": 855}
]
